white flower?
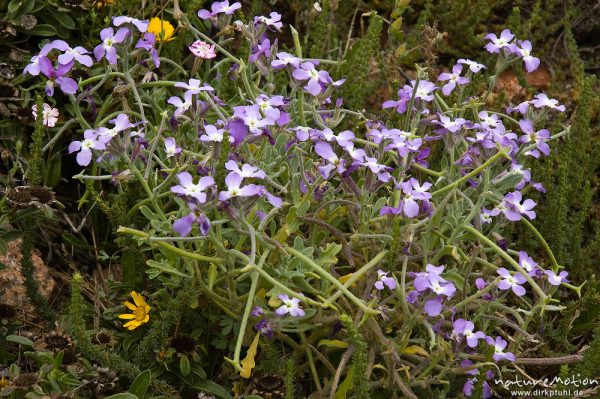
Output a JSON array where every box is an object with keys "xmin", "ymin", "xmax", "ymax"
[{"xmin": 32, "ymin": 103, "xmax": 59, "ymax": 127}]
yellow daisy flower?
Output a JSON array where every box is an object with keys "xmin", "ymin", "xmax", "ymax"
[
  {"xmin": 147, "ymin": 17, "xmax": 175, "ymax": 42},
  {"xmin": 118, "ymin": 291, "xmax": 150, "ymax": 330}
]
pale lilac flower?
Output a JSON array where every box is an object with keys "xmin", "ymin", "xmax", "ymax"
[
  {"xmin": 438, "ymin": 64, "xmax": 470, "ymax": 95},
  {"xmin": 249, "ymin": 38, "xmax": 272, "ymax": 63},
  {"xmin": 374, "ymin": 270, "xmax": 396, "ymax": 290},
  {"xmin": 435, "ymin": 115, "xmax": 467, "ymax": 133},
  {"xmin": 400, "ymin": 178, "xmax": 432, "ymax": 218},
  {"xmin": 250, "ymin": 306, "xmax": 264, "ymax": 317},
  {"xmin": 173, "ymin": 202, "xmax": 211, "ymax": 237},
  {"xmin": 256, "ymin": 94, "xmax": 285, "ymax": 122},
  {"xmin": 198, "ymin": 1, "xmax": 241, "ymax": 19},
  {"xmin": 475, "ymin": 278, "xmax": 487, "ymax": 290},
  {"xmin": 32, "ymin": 103, "xmax": 59, "ymax": 127},
  {"xmin": 382, "ymin": 86, "xmax": 411, "ymax": 113},
  {"xmin": 255, "ymin": 318, "xmax": 273, "ymax": 339},
  {"xmin": 477, "ymin": 111, "xmax": 506, "ymax": 135},
  {"xmin": 531, "ymin": 93, "xmax": 566, "ymax": 112},
  {"xmin": 453, "ymin": 319, "xmax": 486, "ymax": 348},
  {"xmin": 519, "ymin": 119, "xmax": 550, "ymax": 158},
  {"xmin": 507, "ymin": 100, "xmax": 531, "ymax": 115},
  {"xmin": 292, "ymin": 62, "xmax": 332, "ymax": 96},
  {"xmin": 498, "ymin": 191, "xmax": 536, "ymax": 221},
  {"xmin": 480, "ymin": 208, "xmax": 494, "ymax": 224},
  {"xmin": 94, "ymin": 27, "xmax": 129, "ymax": 65},
  {"xmin": 236, "ymin": 104, "xmax": 271, "ymax": 134},
  {"xmin": 38, "ymin": 57, "xmax": 77, "ymax": 96},
  {"xmin": 359, "ymin": 156, "xmax": 392, "ymax": 175},
  {"xmin": 424, "ymin": 296, "xmax": 444, "ymax": 317},
  {"xmin": 189, "ymin": 40, "xmax": 216, "ymax": 59},
  {"xmin": 254, "ymin": 12, "xmax": 283, "ymax": 31},
  {"xmin": 168, "ymin": 91, "xmax": 194, "ymax": 116},
  {"xmin": 385, "ymin": 136, "xmax": 423, "ymax": 158},
  {"xmin": 218, "ymin": 172, "xmax": 262, "ymax": 201},
  {"xmin": 135, "ymin": 33, "xmax": 160, "ymax": 67},
  {"xmin": 47, "ymin": 40, "xmax": 93, "ymax": 67},
  {"xmin": 518, "ymin": 251, "xmax": 539, "ymax": 277},
  {"xmin": 497, "ymin": 268, "xmax": 527, "ymax": 296},
  {"xmin": 484, "ymin": 29, "xmax": 515, "ymax": 53},
  {"xmin": 113, "ymin": 16, "xmax": 149, "ymax": 32},
  {"xmin": 545, "ymin": 270, "xmax": 569, "ymax": 286},
  {"xmin": 314, "ymin": 141, "xmax": 346, "ymax": 179},
  {"xmin": 271, "ymin": 52, "xmax": 301, "ymax": 69},
  {"xmin": 68, "ymin": 129, "xmax": 106, "ymax": 166},
  {"xmin": 224, "ymin": 160, "xmax": 266, "ymax": 179},
  {"xmin": 97, "ymin": 113, "xmax": 133, "ymax": 143},
  {"xmin": 199, "ymin": 124, "xmax": 227, "ymax": 142},
  {"xmin": 174, "ymin": 78, "xmax": 214, "ymax": 95},
  {"xmin": 164, "ymin": 137, "xmax": 182, "ymax": 157},
  {"xmin": 485, "ymin": 336, "xmax": 516, "ymax": 361},
  {"xmin": 457, "ymin": 58, "xmax": 486, "ymax": 73},
  {"xmin": 275, "ymin": 294, "xmax": 305, "ymax": 317},
  {"xmin": 515, "ymin": 40, "xmax": 540, "ymax": 72},
  {"xmin": 171, "ymin": 172, "xmax": 215, "ymax": 203},
  {"xmin": 410, "ymin": 80, "xmax": 436, "ymax": 102}
]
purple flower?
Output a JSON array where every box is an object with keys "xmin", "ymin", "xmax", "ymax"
[
  {"xmin": 382, "ymin": 86, "xmax": 411, "ymax": 113},
  {"xmin": 374, "ymin": 270, "xmax": 396, "ymax": 291},
  {"xmin": 254, "ymin": 12, "xmax": 283, "ymax": 31},
  {"xmin": 174, "ymin": 79, "xmax": 214, "ymax": 96},
  {"xmin": 168, "ymin": 92, "xmax": 193, "ymax": 116},
  {"xmin": 518, "ymin": 251, "xmax": 539, "ymax": 277},
  {"xmin": 475, "ymin": 278, "xmax": 487, "ymax": 290},
  {"xmin": 275, "ymin": 294, "xmax": 305, "ymax": 317},
  {"xmin": 498, "ymin": 191, "xmax": 536, "ymax": 221},
  {"xmin": 218, "ymin": 172, "xmax": 262, "ymax": 201},
  {"xmin": 46, "ymin": 40, "xmax": 93, "ymax": 67},
  {"xmin": 198, "ymin": 1, "xmax": 241, "ymax": 19},
  {"xmin": 256, "ymin": 94, "xmax": 285, "ymax": 122},
  {"xmin": 457, "ymin": 58, "xmax": 486, "ymax": 73},
  {"xmin": 452, "ymin": 319, "xmax": 486, "ymax": 348},
  {"xmin": 531, "ymin": 93, "xmax": 566, "ymax": 112},
  {"xmin": 484, "ymin": 29, "xmax": 515, "ymax": 53},
  {"xmin": 171, "ymin": 172, "xmax": 215, "ymax": 203},
  {"xmin": 250, "ymin": 306, "xmax": 264, "ymax": 317},
  {"xmin": 249, "ymin": 38, "xmax": 272, "ymax": 63},
  {"xmin": 173, "ymin": 202, "xmax": 211, "ymax": 237},
  {"xmin": 519, "ymin": 119, "xmax": 550, "ymax": 158},
  {"xmin": 400, "ymin": 178, "xmax": 432, "ymax": 218},
  {"xmin": 271, "ymin": 52, "xmax": 301, "ymax": 69},
  {"xmin": 485, "ymin": 336, "xmax": 516, "ymax": 362},
  {"xmin": 135, "ymin": 33, "xmax": 160, "ymax": 67},
  {"xmin": 292, "ymin": 62, "xmax": 332, "ymax": 96},
  {"xmin": 497, "ymin": 268, "xmax": 527, "ymax": 296},
  {"xmin": 438, "ymin": 64, "xmax": 470, "ymax": 95},
  {"xmin": 164, "ymin": 137, "xmax": 182, "ymax": 157},
  {"xmin": 38, "ymin": 57, "xmax": 77, "ymax": 96},
  {"xmin": 94, "ymin": 27, "xmax": 129, "ymax": 65},
  {"xmin": 314, "ymin": 141, "xmax": 346, "ymax": 179},
  {"xmin": 235, "ymin": 104, "xmax": 271, "ymax": 134},
  {"xmin": 410, "ymin": 80, "xmax": 436, "ymax": 102},
  {"xmin": 435, "ymin": 114, "xmax": 467, "ymax": 133},
  {"xmin": 515, "ymin": 40, "xmax": 540, "ymax": 72},
  {"xmin": 97, "ymin": 113, "xmax": 133, "ymax": 143},
  {"xmin": 68, "ymin": 129, "xmax": 106, "ymax": 166},
  {"xmin": 224, "ymin": 160, "xmax": 266, "ymax": 179},
  {"xmin": 23, "ymin": 42, "xmax": 55, "ymax": 76},
  {"xmin": 255, "ymin": 318, "xmax": 273, "ymax": 339},
  {"xmin": 113, "ymin": 16, "xmax": 149, "ymax": 32},
  {"xmin": 424, "ymin": 296, "xmax": 444, "ymax": 317},
  {"xmin": 199, "ymin": 124, "xmax": 227, "ymax": 142},
  {"xmin": 545, "ymin": 270, "xmax": 569, "ymax": 286}
]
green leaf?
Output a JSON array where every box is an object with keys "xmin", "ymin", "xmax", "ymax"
[
  {"xmin": 51, "ymin": 12, "xmax": 75, "ymax": 29},
  {"xmin": 316, "ymin": 243, "xmax": 342, "ymax": 268},
  {"xmin": 138, "ymin": 206, "xmax": 157, "ymax": 221},
  {"xmin": 6, "ymin": 335, "xmax": 33, "ymax": 347},
  {"xmin": 146, "ymin": 259, "xmax": 191, "ymax": 278},
  {"xmin": 335, "ymin": 364, "xmax": 355, "ymax": 399},
  {"xmin": 191, "ymin": 380, "xmax": 233, "ymax": 399},
  {"xmin": 24, "ymin": 24, "xmax": 57, "ymax": 36},
  {"xmin": 180, "ymin": 354, "xmax": 190, "ymax": 376},
  {"xmin": 128, "ymin": 370, "xmax": 151, "ymax": 398},
  {"xmin": 103, "ymin": 394, "xmax": 139, "ymax": 399}
]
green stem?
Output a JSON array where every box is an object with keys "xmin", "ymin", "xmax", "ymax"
[
  {"xmin": 117, "ymin": 227, "xmax": 224, "ymax": 264},
  {"xmin": 432, "ymin": 149, "xmax": 510, "ymax": 197},
  {"xmin": 520, "ymin": 218, "xmax": 560, "ymax": 269},
  {"xmin": 285, "ymin": 247, "xmax": 379, "ymax": 315}
]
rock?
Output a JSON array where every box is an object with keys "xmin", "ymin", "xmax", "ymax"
[{"xmin": 0, "ymin": 239, "xmax": 55, "ymax": 313}]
